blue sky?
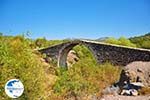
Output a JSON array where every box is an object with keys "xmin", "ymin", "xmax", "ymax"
[{"xmin": 0, "ymin": 0, "xmax": 150, "ymax": 39}]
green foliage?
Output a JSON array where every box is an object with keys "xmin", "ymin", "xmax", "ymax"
[
  {"xmin": 34, "ymin": 38, "xmax": 70, "ymax": 49},
  {"xmin": 34, "ymin": 37, "xmax": 48, "ymax": 48},
  {"xmin": 73, "ymin": 45, "xmax": 96, "ymax": 64},
  {"xmin": 104, "ymin": 33, "xmax": 150, "ymax": 49},
  {"xmin": 105, "ymin": 36, "xmax": 136, "ymax": 47},
  {"xmin": 130, "ymin": 33, "xmax": 150, "ymax": 49},
  {"xmin": 0, "ymin": 35, "xmax": 47, "ymax": 99},
  {"xmin": 52, "ymin": 45, "xmax": 121, "ymax": 98},
  {"xmin": 53, "ymin": 63, "xmax": 121, "ymax": 98},
  {"xmin": 0, "ymin": 34, "xmax": 123, "ymax": 99},
  {"xmin": 105, "ymin": 37, "xmax": 119, "ymax": 44}
]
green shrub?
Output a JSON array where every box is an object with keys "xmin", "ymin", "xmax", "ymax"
[
  {"xmin": 52, "ymin": 62, "xmax": 121, "ymax": 98},
  {"xmin": 52, "ymin": 45, "xmax": 121, "ymax": 99},
  {"xmin": 0, "ymin": 35, "xmax": 47, "ymax": 100}
]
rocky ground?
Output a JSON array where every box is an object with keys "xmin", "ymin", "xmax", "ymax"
[
  {"xmin": 124, "ymin": 61, "xmax": 150, "ymax": 87},
  {"xmin": 100, "ymin": 61, "xmax": 150, "ymax": 100}
]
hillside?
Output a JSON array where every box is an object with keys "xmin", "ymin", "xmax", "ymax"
[
  {"xmin": 129, "ymin": 33, "xmax": 150, "ymax": 49},
  {"xmin": 99, "ymin": 33, "xmax": 150, "ymax": 49}
]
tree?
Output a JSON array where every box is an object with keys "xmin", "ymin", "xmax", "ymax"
[{"xmin": 105, "ymin": 36, "xmax": 136, "ymax": 47}]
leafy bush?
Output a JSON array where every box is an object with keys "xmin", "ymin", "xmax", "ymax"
[{"xmin": 0, "ymin": 35, "xmax": 47, "ymax": 99}]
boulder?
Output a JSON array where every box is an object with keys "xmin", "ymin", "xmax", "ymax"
[
  {"xmin": 103, "ymin": 61, "xmax": 150, "ymax": 96},
  {"xmin": 67, "ymin": 50, "xmax": 79, "ymax": 67},
  {"xmin": 118, "ymin": 61, "xmax": 150, "ymax": 88}
]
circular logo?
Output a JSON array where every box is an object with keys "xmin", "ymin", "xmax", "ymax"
[{"xmin": 5, "ymin": 79, "xmax": 24, "ymax": 98}]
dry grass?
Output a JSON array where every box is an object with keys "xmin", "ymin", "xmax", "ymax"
[{"xmin": 138, "ymin": 87, "xmax": 150, "ymax": 95}]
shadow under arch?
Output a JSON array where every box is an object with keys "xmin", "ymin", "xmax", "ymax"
[{"xmin": 57, "ymin": 41, "xmax": 98, "ymax": 67}]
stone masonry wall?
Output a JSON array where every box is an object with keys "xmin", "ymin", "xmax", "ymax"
[{"xmin": 38, "ymin": 40, "xmax": 150, "ymax": 67}]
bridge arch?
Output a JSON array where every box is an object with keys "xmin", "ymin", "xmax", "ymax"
[{"xmin": 57, "ymin": 41, "xmax": 98, "ymax": 67}]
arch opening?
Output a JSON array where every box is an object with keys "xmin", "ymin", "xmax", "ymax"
[{"xmin": 58, "ymin": 42, "xmax": 98, "ymax": 68}]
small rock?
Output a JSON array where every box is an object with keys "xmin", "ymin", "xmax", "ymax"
[
  {"xmin": 130, "ymin": 89, "xmax": 138, "ymax": 96},
  {"xmin": 137, "ymin": 68, "xmax": 143, "ymax": 73},
  {"xmin": 121, "ymin": 89, "xmax": 131, "ymax": 96},
  {"xmin": 121, "ymin": 89, "xmax": 138, "ymax": 96},
  {"xmin": 102, "ymin": 85, "xmax": 120, "ymax": 95},
  {"xmin": 130, "ymin": 82, "xmax": 144, "ymax": 87}
]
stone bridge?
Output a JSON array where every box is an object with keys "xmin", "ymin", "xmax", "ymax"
[{"xmin": 38, "ymin": 40, "xmax": 150, "ymax": 67}]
